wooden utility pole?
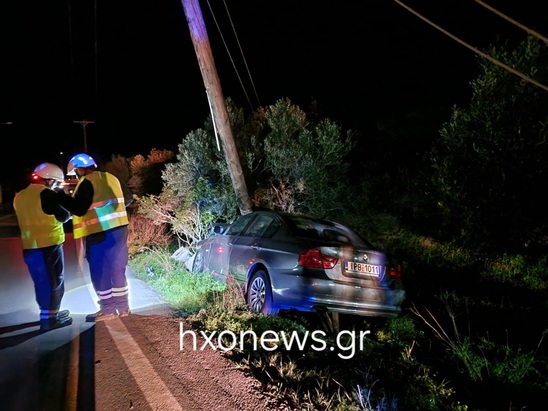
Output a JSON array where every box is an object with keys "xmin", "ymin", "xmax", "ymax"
[
  {"xmin": 73, "ymin": 119, "xmax": 95, "ymax": 152},
  {"xmin": 181, "ymin": 0, "xmax": 252, "ymax": 215}
]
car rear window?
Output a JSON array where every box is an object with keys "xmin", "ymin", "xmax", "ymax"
[
  {"xmin": 285, "ymin": 214, "xmax": 374, "ymax": 247},
  {"xmin": 322, "ymin": 229, "xmax": 350, "ymax": 243}
]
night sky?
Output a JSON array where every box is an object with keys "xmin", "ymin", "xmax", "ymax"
[{"xmin": 0, "ymin": 0, "xmax": 545, "ymax": 194}]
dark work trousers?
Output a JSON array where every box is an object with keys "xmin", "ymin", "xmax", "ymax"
[
  {"xmin": 23, "ymin": 244, "xmax": 65, "ymax": 321},
  {"xmin": 85, "ymin": 225, "xmax": 129, "ymax": 315}
]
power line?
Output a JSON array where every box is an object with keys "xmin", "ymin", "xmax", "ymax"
[
  {"xmin": 205, "ymin": 0, "xmax": 260, "ymax": 111},
  {"xmin": 220, "ymin": 0, "xmax": 261, "ymax": 107},
  {"xmin": 474, "ymin": 0, "xmax": 548, "ymax": 45},
  {"xmin": 394, "ymin": 0, "xmax": 548, "ymax": 93}
]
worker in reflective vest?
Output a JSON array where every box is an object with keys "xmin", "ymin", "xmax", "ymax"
[
  {"xmin": 57, "ymin": 153, "xmax": 132, "ymax": 321},
  {"xmin": 13, "ymin": 162, "xmax": 73, "ymax": 331}
]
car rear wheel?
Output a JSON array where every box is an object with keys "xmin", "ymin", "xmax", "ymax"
[{"xmin": 247, "ymin": 270, "xmax": 279, "ymax": 315}]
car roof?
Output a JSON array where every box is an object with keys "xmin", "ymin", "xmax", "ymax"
[{"xmin": 245, "ymin": 210, "xmax": 374, "ymax": 247}]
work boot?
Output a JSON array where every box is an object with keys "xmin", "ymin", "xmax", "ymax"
[
  {"xmin": 40, "ymin": 315, "xmax": 73, "ymax": 332},
  {"xmin": 118, "ymin": 309, "xmax": 131, "ymax": 318},
  {"xmin": 39, "ymin": 309, "xmax": 70, "ymax": 322},
  {"xmin": 58, "ymin": 309, "xmax": 70, "ymax": 318}
]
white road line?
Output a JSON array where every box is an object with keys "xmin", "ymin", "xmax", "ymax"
[
  {"xmin": 65, "ymin": 332, "xmax": 80, "ymax": 411},
  {"xmin": 105, "ymin": 319, "xmax": 183, "ymax": 410}
]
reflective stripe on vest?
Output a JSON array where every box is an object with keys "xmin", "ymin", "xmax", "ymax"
[{"xmin": 72, "ymin": 172, "xmax": 129, "ymax": 239}]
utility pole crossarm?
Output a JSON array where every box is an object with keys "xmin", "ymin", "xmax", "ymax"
[{"xmin": 73, "ymin": 120, "xmax": 95, "ymax": 153}]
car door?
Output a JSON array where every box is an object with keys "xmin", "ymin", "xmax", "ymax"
[
  {"xmin": 207, "ymin": 213, "xmax": 256, "ymax": 282},
  {"xmin": 227, "ymin": 213, "xmax": 278, "ymax": 284}
]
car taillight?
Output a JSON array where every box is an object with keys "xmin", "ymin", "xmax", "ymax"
[
  {"xmin": 388, "ymin": 264, "xmax": 402, "ymax": 280},
  {"xmin": 298, "ymin": 249, "xmax": 338, "ymax": 269}
]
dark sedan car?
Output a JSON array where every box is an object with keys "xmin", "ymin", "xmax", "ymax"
[{"xmin": 190, "ymin": 210, "xmax": 406, "ymax": 318}]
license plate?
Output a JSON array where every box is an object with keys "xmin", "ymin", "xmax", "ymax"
[{"xmin": 345, "ymin": 261, "xmax": 381, "ymax": 276}]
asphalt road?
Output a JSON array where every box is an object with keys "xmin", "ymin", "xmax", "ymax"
[{"xmin": 0, "ymin": 210, "xmax": 170, "ymax": 410}]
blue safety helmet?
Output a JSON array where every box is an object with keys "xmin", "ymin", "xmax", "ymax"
[{"xmin": 67, "ymin": 153, "xmax": 97, "ymax": 175}]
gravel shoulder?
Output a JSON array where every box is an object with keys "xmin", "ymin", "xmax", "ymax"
[{"xmin": 94, "ymin": 314, "xmax": 291, "ymax": 410}]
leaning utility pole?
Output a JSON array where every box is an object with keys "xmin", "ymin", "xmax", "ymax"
[{"xmin": 181, "ymin": 0, "xmax": 252, "ymax": 215}]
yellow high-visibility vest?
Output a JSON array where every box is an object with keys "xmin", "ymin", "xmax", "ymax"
[
  {"xmin": 72, "ymin": 171, "xmax": 129, "ymax": 239},
  {"xmin": 13, "ymin": 184, "xmax": 65, "ymax": 249}
]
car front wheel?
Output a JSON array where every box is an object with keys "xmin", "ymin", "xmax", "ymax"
[{"xmin": 247, "ymin": 270, "xmax": 279, "ymax": 315}]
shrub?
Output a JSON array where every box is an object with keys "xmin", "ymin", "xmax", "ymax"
[
  {"xmin": 429, "ymin": 36, "xmax": 548, "ymax": 253},
  {"xmin": 482, "ymin": 253, "xmax": 548, "ymax": 293},
  {"xmin": 127, "ymin": 212, "xmax": 173, "ymax": 256}
]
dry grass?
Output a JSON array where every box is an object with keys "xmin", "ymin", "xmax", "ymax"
[{"xmin": 127, "ymin": 212, "xmax": 172, "ymax": 255}]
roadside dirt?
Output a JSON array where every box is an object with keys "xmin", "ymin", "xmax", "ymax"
[{"xmin": 94, "ymin": 313, "xmax": 292, "ymax": 411}]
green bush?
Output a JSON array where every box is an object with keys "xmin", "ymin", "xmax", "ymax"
[
  {"xmin": 429, "ymin": 36, "xmax": 548, "ymax": 253},
  {"xmin": 482, "ymin": 253, "xmax": 548, "ymax": 293}
]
